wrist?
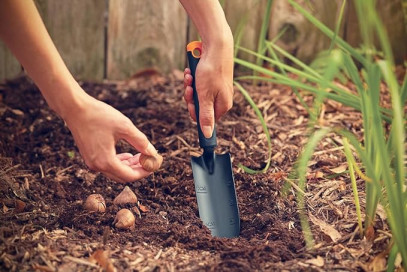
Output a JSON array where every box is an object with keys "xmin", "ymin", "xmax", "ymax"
[
  {"xmin": 202, "ymin": 27, "xmax": 233, "ymax": 52},
  {"xmin": 38, "ymin": 75, "xmax": 91, "ymax": 121}
]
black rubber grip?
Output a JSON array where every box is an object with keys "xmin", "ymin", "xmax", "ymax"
[{"xmin": 187, "ymin": 51, "xmax": 217, "ymax": 149}]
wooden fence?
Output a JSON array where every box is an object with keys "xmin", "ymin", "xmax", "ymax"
[{"xmin": 1, "ymin": 0, "xmax": 406, "ymax": 82}]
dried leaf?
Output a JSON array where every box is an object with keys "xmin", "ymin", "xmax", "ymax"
[
  {"xmin": 31, "ymin": 264, "xmax": 54, "ymax": 272},
  {"xmin": 368, "ymin": 251, "xmax": 387, "ymax": 272},
  {"xmin": 307, "ymin": 171, "xmax": 324, "ymax": 179},
  {"xmin": 394, "ymin": 253, "xmax": 402, "ymax": 269},
  {"xmin": 305, "ymin": 256, "xmax": 324, "ymax": 267},
  {"xmin": 309, "ymin": 214, "xmax": 342, "ymax": 242},
  {"xmin": 89, "ymin": 249, "xmax": 116, "ymax": 272},
  {"xmin": 132, "ymin": 206, "xmax": 142, "ymax": 218},
  {"xmin": 14, "ymin": 199, "xmax": 26, "ymax": 213},
  {"xmin": 11, "ymin": 109, "xmax": 24, "ymax": 116},
  {"xmin": 189, "ymin": 151, "xmax": 201, "ymax": 157},
  {"xmin": 3, "ymin": 204, "xmax": 9, "ymax": 213},
  {"xmin": 277, "ymin": 133, "xmax": 287, "ymax": 141},
  {"xmin": 139, "ymin": 204, "xmax": 150, "ymax": 213},
  {"xmin": 376, "ymin": 204, "xmax": 387, "ymax": 221},
  {"xmin": 365, "ymin": 225, "xmax": 375, "ymax": 241},
  {"xmin": 232, "ymin": 136, "xmax": 245, "ymax": 150},
  {"xmin": 329, "ymin": 164, "xmax": 348, "ymax": 174}
]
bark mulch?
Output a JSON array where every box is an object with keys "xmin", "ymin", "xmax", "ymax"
[{"xmin": 0, "ymin": 72, "xmax": 394, "ymax": 271}]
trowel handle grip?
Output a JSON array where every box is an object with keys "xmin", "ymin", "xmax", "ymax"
[{"xmin": 186, "ymin": 41, "xmax": 217, "ymax": 149}]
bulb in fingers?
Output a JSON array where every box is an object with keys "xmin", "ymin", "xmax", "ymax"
[{"xmin": 139, "ymin": 153, "xmax": 163, "ymax": 172}]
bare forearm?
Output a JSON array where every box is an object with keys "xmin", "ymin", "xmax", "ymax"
[
  {"xmin": 0, "ymin": 0, "xmax": 88, "ymax": 119},
  {"xmin": 179, "ymin": 0, "xmax": 233, "ymax": 50}
]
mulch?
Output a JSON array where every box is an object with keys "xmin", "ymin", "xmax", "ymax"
[{"xmin": 0, "ymin": 71, "xmax": 393, "ymax": 271}]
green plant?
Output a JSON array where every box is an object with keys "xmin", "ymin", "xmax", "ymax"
[
  {"xmin": 234, "ymin": 82, "xmax": 272, "ymax": 174},
  {"xmin": 233, "ymin": 0, "xmax": 407, "ymax": 268},
  {"xmin": 231, "ymin": 0, "xmax": 273, "ymax": 174}
]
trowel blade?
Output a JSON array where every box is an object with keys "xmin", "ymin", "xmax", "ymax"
[{"xmin": 191, "ymin": 153, "xmax": 240, "ymax": 238}]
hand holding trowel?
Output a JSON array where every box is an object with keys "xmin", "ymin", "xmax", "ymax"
[{"xmin": 186, "ymin": 41, "xmax": 240, "ymax": 238}]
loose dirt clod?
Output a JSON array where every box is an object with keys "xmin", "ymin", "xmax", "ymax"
[
  {"xmin": 113, "ymin": 186, "xmax": 138, "ymax": 205},
  {"xmin": 139, "ymin": 153, "xmax": 163, "ymax": 172},
  {"xmin": 84, "ymin": 194, "xmax": 106, "ymax": 212},
  {"xmin": 113, "ymin": 208, "xmax": 136, "ymax": 230}
]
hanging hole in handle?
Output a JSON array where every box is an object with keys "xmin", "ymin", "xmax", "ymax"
[
  {"xmin": 192, "ymin": 48, "xmax": 201, "ymax": 58},
  {"xmin": 187, "ymin": 41, "xmax": 202, "ymax": 58}
]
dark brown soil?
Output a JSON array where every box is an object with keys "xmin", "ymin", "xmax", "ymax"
[{"xmin": 0, "ymin": 73, "xmax": 393, "ymax": 271}]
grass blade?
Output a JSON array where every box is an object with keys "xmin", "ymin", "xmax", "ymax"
[
  {"xmin": 296, "ymin": 127, "xmax": 331, "ymax": 248},
  {"xmin": 343, "ymin": 137, "xmax": 363, "ymax": 237},
  {"xmin": 234, "ymin": 81, "xmax": 272, "ymax": 174}
]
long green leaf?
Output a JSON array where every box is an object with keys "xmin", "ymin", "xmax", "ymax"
[
  {"xmin": 255, "ymin": 0, "xmax": 273, "ymax": 68},
  {"xmin": 296, "ymin": 127, "xmax": 331, "ymax": 248},
  {"xmin": 287, "ymin": 0, "xmax": 366, "ymax": 66},
  {"xmin": 234, "ymin": 81, "xmax": 272, "ymax": 174},
  {"xmin": 343, "ymin": 137, "xmax": 363, "ymax": 237}
]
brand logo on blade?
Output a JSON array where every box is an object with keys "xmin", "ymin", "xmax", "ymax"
[
  {"xmin": 226, "ymin": 179, "xmax": 233, "ymax": 187},
  {"xmin": 196, "ymin": 186, "xmax": 207, "ymax": 193},
  {"xmin": 205, "ymin": 221, "xmax": 216, "ymax": 229}
]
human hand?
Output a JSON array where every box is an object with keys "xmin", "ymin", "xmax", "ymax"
[
  {"xmin": 183, "ymin": 40, "xmax": 234, "ymax": 138},
  {"xmin": 64, "ymin": 93, "xmax": 158, "ymax": 183}
]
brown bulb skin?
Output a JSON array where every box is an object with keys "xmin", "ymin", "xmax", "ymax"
[
  {"xmin": 139, "ymin": 153, "xmax": 163, "ymax": 172},
  {"xmin": 113, "ymin": 208, "xmax": 135, "ymax": 230},
  {"xmin": 84, "ymin": 194, "xmax": 106, "ymax": 213}
]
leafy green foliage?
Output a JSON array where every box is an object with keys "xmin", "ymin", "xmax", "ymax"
[{"xmin": 232, "ymin": 0, "xmax": 406, "ymax": 268}]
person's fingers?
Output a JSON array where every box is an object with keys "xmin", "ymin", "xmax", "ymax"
[
  {"xmin": 184, "ymin": 86, "xmax": 194, "ymax": 104},
  {"xmin": 184, "ymin": 74, "xmax": 192, "ymax": 89},
  {"xmin": 188, "ymin": 103, "xmax": 197, "ymax": 122},
  {"xmin": 126, "ymin": 153, "xmax": 141, "ymax": 165},
  {"xmin": 116, "ymin": 153, "xmax": 133, "ymax": 161},
  {"xmin": 184, "ymin": 86, "xmax": 196, "ymax": 121},
  {"xmin": 118, "ymin": 119, "xmax": 157, "ymax": 156},
  {"xmin": 184, "ymin": 68, "xmax": 191, "ymax": 76},
  {"xmin": 214, "ymin": 89, "xmax": 233, "ymax": 121},
  {"xmin": 104, "ymin": 157, "xmax": 151, "ymax": 183},
  {"xmin": 198, "ymin": 100, "xmax": 215, "ymax": 138}
]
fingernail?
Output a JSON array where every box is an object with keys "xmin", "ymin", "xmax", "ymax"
[
  {"xmin": 146, "ymin": 143, "xmax": 158, "ymax": 156},
  {"xmin": 202, "ymin": 125, "xmax": 213, "ymax": 138}
]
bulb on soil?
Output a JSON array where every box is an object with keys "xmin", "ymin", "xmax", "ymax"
[
  {"xmin": 84, "ymin": 194, "xmax": 106, "ymax": 212},
  {"xmin": 139, "ymin": 153, "xmax": 163, "ymax": 172},
  {"xmin": 113, "ymin": 209, "xmax": 135, "ymax": 230},
  {"xmin": 113, "ymin": 186, "xmax": 138, "ymax": 205}
]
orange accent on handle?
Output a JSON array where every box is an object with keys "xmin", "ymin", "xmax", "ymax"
[{"xmin": 186, "ymin": 41, "xmax": 202, "ymax": 58}]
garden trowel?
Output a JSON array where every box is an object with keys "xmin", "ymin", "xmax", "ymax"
[{"xmin": 187, "ymin": 41, "xmax": 240, "ymax": 238}]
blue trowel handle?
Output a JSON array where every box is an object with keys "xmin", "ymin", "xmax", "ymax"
[{"xmin": 186, "ymin": 41, "xmax": 217, "ymax": 150}]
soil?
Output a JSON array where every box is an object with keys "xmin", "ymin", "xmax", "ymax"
[{"xmin": 0, "ymin": 72, "xmax": 396, "ymax": 271}]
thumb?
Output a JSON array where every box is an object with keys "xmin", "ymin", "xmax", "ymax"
[
  {"xmin": 120, "ymin": 120, "xmax": 158, "ymax": 156},
  {"xmin": 198, "ymin": 101, "xmax": 215, "ymax": 138}
]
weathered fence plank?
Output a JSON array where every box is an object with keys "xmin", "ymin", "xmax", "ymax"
[
  {"xmin": 269, "ymin": 0, "xmax": 341, "ymax": 64},
  {"xmin": 344, "ymin": 0, "xmax": 407, "ymax": 64},
  {"xmin": 268, "ymin": 0, "xmax": 407, "ymax": 64},
  {"xmin": 1, "ymin": 1, "xmax": 406, "ymax": 82},
  {"xmin": 0, "ymin": 42, "xmax": 21, "ymax": 82},
  {"xmin": 107, "ymin": 0, "xmax": 187, "ymax": 80},
  {"xmin": 224, "ymin": 0, "xmax": 266, "ymax": 62},
  {"xmin": 34, "ymin": 0, "xmax": 105, "ymax": 80}
]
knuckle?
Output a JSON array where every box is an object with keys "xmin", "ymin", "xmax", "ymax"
[
  {"xmin": 200, "ymin": 109, "xmax": 214, "ymax": 124},
  {"xmin": 95, "ymin": 159, "xmax": 111, "ymax": 171},
  {"xmin": 225, "ymin": 99, "xmax": 233, "ymax": 111},
  {"xmin": 120, "ymin": 118, "xmax": 134, "ymax": 135},
  {"xmin": 86, "ymin": 161, "xmax": 97, "ymax": 171},
  {"xmin": 84, "ymin": 155, "xmax": 98, "ymax": 170},
  {"xmin": 87, "ymin": 156, "xmax": 111, "ymax": 172}
]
